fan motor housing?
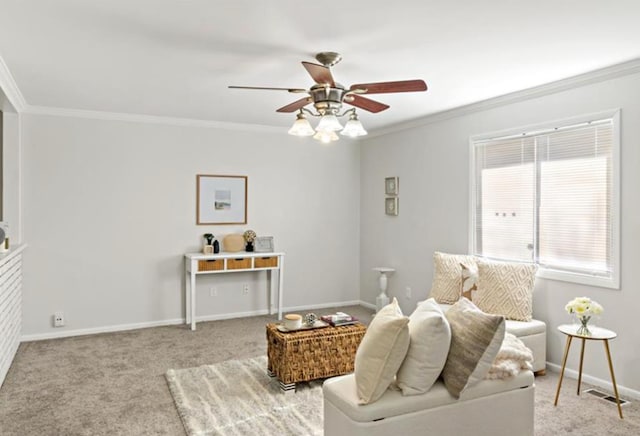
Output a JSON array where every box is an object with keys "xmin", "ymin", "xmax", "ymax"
[{"xmin": 309, "ymin": 84, "xmax": 347, "ymax": 115}]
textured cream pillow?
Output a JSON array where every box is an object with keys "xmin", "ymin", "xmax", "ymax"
[
  {"xmin": 355, "ymin": 298, "xmax": 410, "ymax": 404},
  {"xmin": 474, "ymin": 259, "xmax": 538, "ymax": 322},
  {"xmin": 441, "ymin": 298, "xmax": 505, "ymax": 398},
  {"xmin": 396, "ymin": 298, "xmax": 451, "ymax": 396},
  {"xmin": 429, "ymin": 252, "xmax": 477, "ymax": 304},
  {"xmin": 460, "ymin": 262, "xmax": 478, "ymax": 301}
]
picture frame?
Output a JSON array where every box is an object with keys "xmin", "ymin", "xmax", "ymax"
[
  {"xmin": 385, "ymin": 177, "xmax": 399, "ymax": 196},
  {"xmin": 197, "ymin": 175, "xmax": 247, "ymax": 225},
  {"xmin": 254, "ymin": 236, "xmax": 274, "ymax": 252},
  {"xmin": 385, "ymin": 197, "xmax": 398, "ymax": 216}
]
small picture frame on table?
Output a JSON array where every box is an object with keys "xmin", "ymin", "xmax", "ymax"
[
  {"xmin": 385, "ymin": 197, "xmax": 398, "ymax": 216},
  {"xmin": 385, "ymin": 177, "xmax": 399, "ymax": 196},
  {"xmin": 255, "ymin": 236, "xmax": 274, "ymax": 252}
]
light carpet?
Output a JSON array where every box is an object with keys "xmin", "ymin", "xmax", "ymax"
[{"xmin": 166, "ymin": 356, "xmax": 323, "ymax": 436}]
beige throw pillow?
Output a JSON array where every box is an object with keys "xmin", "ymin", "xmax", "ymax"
[
  {"xmin": 396, "ymin": 298, "xmax": 451, "ymax": 396},
  {"xmin": 441, "ymin": 298, "xmax": 505, "ymax": 398},
  {"xmin": 474, "ymin": 259, "xmax": 538, "ymax": 322},
  {"xmin": 355, "ymin": 298, "xmax": 410, "ymax": 404},
  {"xmin": 429, "ymin": 252, "xmax": 477, "ymax": 304}
]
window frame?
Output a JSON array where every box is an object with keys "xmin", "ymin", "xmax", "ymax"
[{"xmin": 468, "ymin": 109, "xmax": 621, "ymax": 289}]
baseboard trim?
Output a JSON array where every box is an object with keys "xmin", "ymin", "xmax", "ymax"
[
  {"xmin": 21, "ymin": 318, "xmax": 185, "ymax": 342},
  {"xmin": 359, "ymin": 300, "xmax": 377, "ymax": 311},
  {"xmin": 21, "ymin": 300, "xmax": 370, "ymax": 342},
  {"xmin": 195, "ymin": 309, "xmax": 270, "ymax": 323},
  {"xmin": 284, "ymin": 300, "xmax": 364, "ymax": 312},
  {"xmin": 546, "ymin": 362, "xmax": 640, "ymax": 401}
]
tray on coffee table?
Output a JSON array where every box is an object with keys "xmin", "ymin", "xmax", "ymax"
[{"xmin": 276, "ymin": 319, "xmax": 330, "ymax": 332}]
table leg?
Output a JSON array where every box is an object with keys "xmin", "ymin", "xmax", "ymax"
[
  {"xmin": 577, "ymin": 337, "xmax": 586, "ymax": 395},
  {"xmin": 603, "ymin": 339, "xmax": 623, "ymax": 419},
  {"xmin": 268, "ymin": 270, "xmax": 275, "ymax": 316},
  {"xmin": 277, "ymin": 256, "xmax": 284, "ymax": 320},
  {"xmin": 190, "ymin": 270, "xmax": 196, "ymax": 331},
  {"xmin": 554, "ymin": 335, "xmax": 573, "ymax": 406},
  {"xmin": 279, "ymin": 380, "xmax": 296, "ymax": 393},
  {"xmin": 185, "ymin": 269, "xmax": 191, "ymax": 326}
]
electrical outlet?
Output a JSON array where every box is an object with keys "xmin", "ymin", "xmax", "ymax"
[
  {"xmin": 209, "ymin": 287, "xmax": 217, "ymax": 297},
  {"xmin": 405, "ymin": 286, "xmax": 412, "ymax": 300},
  {"xmin": 243, "ymin": 284, "xmax": 250, "ymax": 295},
  {"xmin": 53, "ymin": 312, "xmax": 64, "ymax": 327}
]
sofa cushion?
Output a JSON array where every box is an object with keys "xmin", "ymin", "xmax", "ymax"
[
  {"xmin": 396, "ymin": 298, "xmax": 451, "ymax": 396},
  {"xmin": 505, "ymin": 319, "xmax": 546, "ymax": 336},
  {"xmin": 354, "ymin": 298, "xmax": 410, "ymax": 405},
  {"xmin": 438, "ymin": 303, "xmax": 544, "ymax": 337},
  {"xmin": 441, "ymin": 298, "xmax": 505, "ymax": 398},
  {"xmin": 430, "ymin": 252, "xmax": 477, "ymax": 304},
  {"xmin": 474, "ymin": 259, "xmax": 538, "ymax": 322},
  {"xmin": 323, "ymin": 371, "xmax": 533, "ymax": 423}
]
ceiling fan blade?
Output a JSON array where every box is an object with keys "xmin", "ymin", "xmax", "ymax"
[
  {"xmin": 349, "ymin": 79, "xmax": 427, "ymax": 94},
  {"xmin": 276, "ymin": 97, "xmax": 312, "ymax": 113},
  {"xmin": 302, "ymin": 62, "xmax": 335, "ymax": 86},
  {"xmin": 345, "ymin": 95, "xmax": 390, "ymax": 113},
  {"xmin": 229, "ymin": 85, "xmax": 308, "ymax": 93}
]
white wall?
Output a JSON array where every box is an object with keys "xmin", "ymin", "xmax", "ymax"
[
  {"xmin": 2, "ymin": 112, "xmax": 21, "ymax": 243},
  {"xmin": 20, "ymin": 114, "xmax": 360, "ymax": 336},
  {"xmin": 360, "ymin": 71, "xmax": 640, "ymax": 393}
]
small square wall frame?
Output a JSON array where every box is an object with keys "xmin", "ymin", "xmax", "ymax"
[
  {"xmin": 385, "ymin": 197, "xmax": 398, "ymax": 216},
  {"xmin": 197, "ymin": 175, "xmax": 247, "ymax": 225},
  {"xmin": 385, "ymin": 176, "xmax": 399, "ymax": 196}
]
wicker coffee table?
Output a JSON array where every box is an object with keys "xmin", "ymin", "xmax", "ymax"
[{"xmin": 266, "ymin": 322, "xmax": 367, "ymax": 391}]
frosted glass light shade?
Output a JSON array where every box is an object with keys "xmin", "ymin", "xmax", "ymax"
[
  {"xmin": 341, "ymin": 118, "xmax": 368, "ymax": 137},
  {"xmin": 316, "ymin": 114, "xmax": 343, "ymax": 132},
  {"xmin": 313, "ymin": 130, "xmax": 340, "ymax": 144},
  {"xmin": 288, "ymin": 116, "xmax": 315, "ymax": 136}
]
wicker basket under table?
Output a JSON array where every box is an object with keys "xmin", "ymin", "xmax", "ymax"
[{"xmin": 266, "ymin": 322, "xmax": 366, "ymax": 391}]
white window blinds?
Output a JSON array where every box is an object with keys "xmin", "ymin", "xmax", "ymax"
[{"xmin": 472, "ymin": 115, "xmax": 618, "ymax": 287}]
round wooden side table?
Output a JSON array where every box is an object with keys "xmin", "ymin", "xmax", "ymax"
[{"xmin": 553, "ymin": 324, "xmax": 623, "ymax": 419}]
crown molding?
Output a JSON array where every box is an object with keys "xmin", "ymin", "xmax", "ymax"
[
  {"xmin": 367, "ymin": 58, "xmax": 640, "ymax": 139},
  {"xmin": 24, "ymin": 105, "xmax": 284, "ymax": 133},
  {"xmin": 7, "ymin": 56, "xmax": 640, "ymax": 136},
  {"xmin": 0, "ymin": 55, "xmax": 27, "ymax": 112}
]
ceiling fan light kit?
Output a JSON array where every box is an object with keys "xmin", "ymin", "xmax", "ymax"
[
  {"xmin": 340, "ymin": 112, "xmax": 368, "ymax": 137},
  {"xmin": 287, "ymin": 112, "xmax": 315, "ymax": 136},
  {"xmin": 313, "ymin": 130, "xmax": 340, "ymax": 144},
  {"xmin": 316, "ymin": 113, "xmax": 343, "ymax": 132},
  {"xmin": 229, "ymin": 52, "xmax": 427, "ymax": 143}
]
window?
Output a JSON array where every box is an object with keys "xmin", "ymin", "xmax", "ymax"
[{"xmin": 470, "ymin": 110, "xmax": 620, "ymax": 289}]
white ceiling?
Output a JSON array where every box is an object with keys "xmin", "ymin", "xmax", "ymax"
[{"xmin": 1, "ymin": 0, "xmax": 640, "ymax": 133}]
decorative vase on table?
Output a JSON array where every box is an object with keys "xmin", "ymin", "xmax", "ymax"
[
  {"xmin": 565, "ymin": 296, "xmax": 603, "ymax": 337},
  {"xmin": 243, "ymin": 230, "xmax": 257, "ymax": 253},
  {"xmin": 576, "ymin": 315, "xmax": 592, "ymax": 336}
]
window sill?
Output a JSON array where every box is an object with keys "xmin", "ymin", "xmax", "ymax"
[{"xmin": 537, "ymin": 267, "xmax": 619, "ymax": 290}]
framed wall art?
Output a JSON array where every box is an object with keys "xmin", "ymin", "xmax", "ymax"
[
  {"xmin": 385, "ymin": 197, "xmax": 398, "ymax": 216},
  {"xmin": 385, "ymin": 177, "xmax": 399, "ymax": 196},
  {"xmin": 197, "ymin": 175, "xmax": 247, "ymax": 225}
]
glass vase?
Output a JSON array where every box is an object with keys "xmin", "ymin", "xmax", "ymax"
[{"xmin": 576, "ymin": 315, "xmax": 592, "ymax": 336}]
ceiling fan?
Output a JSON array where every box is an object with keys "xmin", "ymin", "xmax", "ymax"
[{"xmin": 229, "ymin": 52, "xmax": 427, "ymax": 142}]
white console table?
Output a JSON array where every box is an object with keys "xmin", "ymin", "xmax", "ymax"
[{"xmin": 184, "ymin": 251, "xmax": 285, "ymax": 330}]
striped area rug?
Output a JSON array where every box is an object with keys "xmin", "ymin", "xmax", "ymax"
[{"xmin": 165, "ymin": 356, "xmax": 323, "ymax": 436}]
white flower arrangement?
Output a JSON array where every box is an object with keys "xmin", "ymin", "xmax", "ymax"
[
  {"xmin": 565, "ymin": 296, "xmax": 603, "ymax": 319},
  {"xmin": 243, "ymin": 230, "xmax": 257, "ymax": 242}
]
